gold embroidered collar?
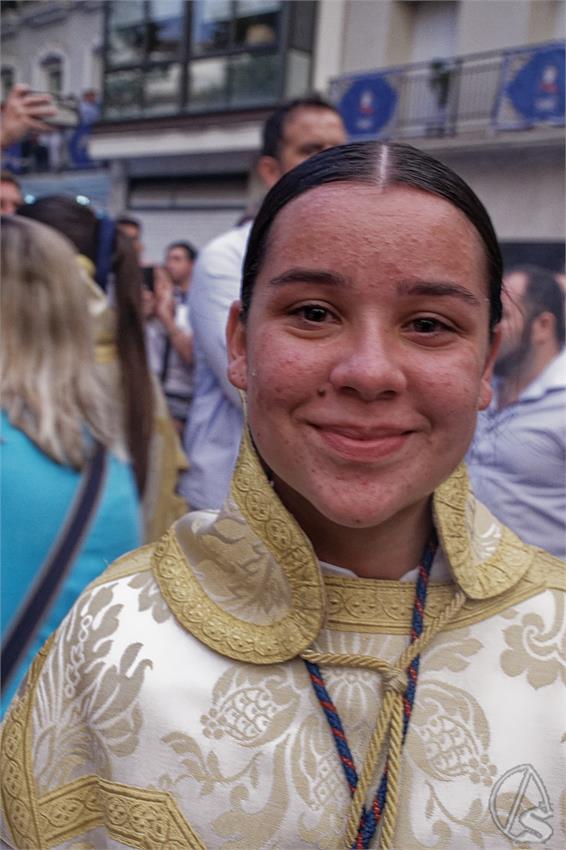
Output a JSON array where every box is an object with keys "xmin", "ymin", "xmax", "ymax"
[{"xmin": 152, "ymin": 429, "xmax": 536, "ymax": 664}]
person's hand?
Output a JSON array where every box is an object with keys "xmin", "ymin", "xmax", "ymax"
[
  {"xmin": 141, "ymin": 287, "xmax": 156, "ymax": 320},
  {"xmin": 154, "ymin": 267, "xmax": 176, "ymax": 327},
  {"xmin": 1, "ymin": 84, "xmax": 57, "ymax": 149}
]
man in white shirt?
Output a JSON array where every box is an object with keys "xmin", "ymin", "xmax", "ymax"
[
  {"xmin": 182, "ymin": 97, "xmax": 347, "ymax": 509},
  {"xmin": 146, "ymin": 242, "xmax": 197, "ymax": 435},
  {"xmin": 468, "ymin": 266, "xmax": 566, "ymax": 558}
]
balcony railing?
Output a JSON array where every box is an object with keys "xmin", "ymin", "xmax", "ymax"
[{"xmin": 330, "ymin": 41, "xmax": 565, "ymax": 142}]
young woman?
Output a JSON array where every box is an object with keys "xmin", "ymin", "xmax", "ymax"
[
  {"xmin": 2, "ymin": 144, "xmax": 564, "ymax": 850},
  {"xmin": 0, "ymin": 216, "xmax": 142, "ymax": 713}
]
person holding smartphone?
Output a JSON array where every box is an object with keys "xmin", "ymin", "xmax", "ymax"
[
  {"xmin": 0, "ymin": 84, "xmax": 57, "ymax": 150},
  {"xmin": 144, "ymin": 248, "xmax": 197, "ymax": 436}
]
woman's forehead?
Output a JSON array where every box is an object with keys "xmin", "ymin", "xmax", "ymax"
[{"xmin": 264, "ymin": 182, "xmax": 484, "ymax": 266}]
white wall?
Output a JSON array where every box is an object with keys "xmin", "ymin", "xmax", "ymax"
[
  {"xmin": 132, "ymin": 208, "xmax": 247, "ymax": 266},
  {"xmin": 439, "ymin": 146, "xmax": 565, "ymax": 241},
  {"xmin": 312, "ymin": 0, "xmax": 347, "ymax": 89},
  {"xmin": 457, "ymin": 0, "xmax": 532, "ymax": 54},
  {"xmin": 2, "ymin": 5, "xmax": 103, "ymax": 96},
  {"xmin": 410, "ymin": 1, "xmax": 458, "ymax": 63}
]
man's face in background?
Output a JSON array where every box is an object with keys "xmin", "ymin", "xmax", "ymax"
[
  {"xmin": 165, "ymin": 246, "xmax": 194, "ymax": 290},
  {"xmin": 276, "ymin": 106, "xmax": 347, "ymax": 175},
  {"xmin": 118, "ymin": 222, "xmax": 143, "ymax": 262},
  {"xmin": 0, "ymin": 178, "xmax": 23, "ymax": 215},
  {"xmin": 495, "ymin": 271, "xmax": 532, "ymax": 376},
  {"xmin": 258, "ymin": 106, "xmax": 347, "ymax": 190}
]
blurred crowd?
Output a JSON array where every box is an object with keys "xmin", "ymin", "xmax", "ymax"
[{"xmin": 1, "ymin": 82, "xmax": 564, "ymax": 711}]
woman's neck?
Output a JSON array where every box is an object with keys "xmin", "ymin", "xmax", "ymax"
[{"xmin": 275, "ymin": 487, "xmax": 433, "ymax": 580}]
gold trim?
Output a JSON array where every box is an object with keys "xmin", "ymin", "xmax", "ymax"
[
  {"xmin": 38, "ymin": 776, "xmax": 206, "ymax": 850},
  {"xmin": 88, "ymin": 544, "xmax": 155, "ymax": 589},
  {"xmin": 433, "ymin": 463, "xmax": 533, "ymax": 599},
  {"xmin": 152, "ymin": 525, "xmax": 324, "ymax": 664},
  {"xmin": 324, "ymin": 548, "xmax": 564, "ymax": 633},
  {"xmin": 151, "ymin": 428, "xmax": 325, "ymax": 664},
  {"xmin": 1, "ymin": 637, "xmax": 55, "ymax": 850},
  {"xmin": 150, "ymin": 433, "xmax": 563, "ymax": 662}
]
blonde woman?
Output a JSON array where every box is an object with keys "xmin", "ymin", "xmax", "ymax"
[{"xmin": 0, "ymin": 215, "xmax": 141, "ymax": 713}]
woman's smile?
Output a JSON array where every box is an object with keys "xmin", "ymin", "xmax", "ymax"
[
  {"xmin": 228, "ymin": 181, "xmax": 497, "ymax": 538},
  {"xmin": 307, "ymin": 421, "xmax": 415, "ymax": 463}
]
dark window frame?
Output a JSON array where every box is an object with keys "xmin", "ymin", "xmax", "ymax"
[{"xmin": 102, "ymin": 0, "xmax": 315, "ymax": 120}]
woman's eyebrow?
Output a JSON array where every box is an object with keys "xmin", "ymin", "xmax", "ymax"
[
  {"xmin": 397, "ymin": 280, "xmax": 482, "ymax": 305},
  {"xmin": 269, "ymin": 268, "xmax": 351, "ymax": 288}
]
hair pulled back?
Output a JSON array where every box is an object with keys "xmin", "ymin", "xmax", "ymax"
[{"xmin": 241, "ymin": 142, "xmax": 502, "ymax": 331}]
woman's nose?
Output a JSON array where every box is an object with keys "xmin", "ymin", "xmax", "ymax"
[{"xmin": 328, "ymin": 327, "xmax": 407, "ymax": 401}]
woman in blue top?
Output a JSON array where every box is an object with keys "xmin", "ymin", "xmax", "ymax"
[{"xmin": 0, "ymin": 215, "xmax": 142, "ymax": 713}]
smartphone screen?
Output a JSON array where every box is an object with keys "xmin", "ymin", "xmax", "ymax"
[
  {"xmin": 41, "ymin": 95, "xmax": 80, "ymax": 129},
  {"xmin": 143, "ymin": 266, "xmax": 155, "ymax": 292}
]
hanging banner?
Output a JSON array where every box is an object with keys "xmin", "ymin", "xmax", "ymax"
[
  {"xmin": 494, "ymin": 43, "xmax": 565, "ymax": 130},
  {"xmin": 331, "ymin": 72, "xmax": 400, "ymax": 139}
]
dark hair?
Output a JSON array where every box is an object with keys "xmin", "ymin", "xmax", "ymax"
[
  {"xmin": 512, "ymin": 264, "xmax": 565, "ymax": 346},
  {"xmin": 0, "ymin": 170, "xmax": 21, "ymax": 189},
  {"xmin": 260, "ymin": 95, "xmax": 342, "ymax": 159},
  {"xmin": 241, "ymin": 141, "xmax": 503, "ymax": 332},
  {"xmin": 18, "ymin": 195, "xmax": 154, "ymax": 495},
  {"xmin": 166, "ymin": 240, "xmax": 198, "ymax": 262},
  {"xmin": 117, "ymin": 215, "xmax": 142, "ymax": 233}
]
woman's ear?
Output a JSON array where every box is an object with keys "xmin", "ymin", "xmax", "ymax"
[
  {"xmin": 226, "ymin": 300, "xmax": 248, "ymax": 391},
  {"xmin": 478, "ymin": 324, "xmax": 501, "ymax": 411}
]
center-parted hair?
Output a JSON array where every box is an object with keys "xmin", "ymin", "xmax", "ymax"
[{"xmin": 241, "ymin": 142, "xmax": 503, "ymax": 331}]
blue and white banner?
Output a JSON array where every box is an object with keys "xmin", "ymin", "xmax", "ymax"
[
  {"xmin": 493, "ymin": 43, "xmax": 565, "ymax": 130},
  {"xmin": 331, "ymin": 71, "xmax": 400, "ymax": 139}
]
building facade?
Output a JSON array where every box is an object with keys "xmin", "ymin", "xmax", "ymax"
[{"xmin": 2, "ymin": 0, "xmax": 564, "ymax": 267}]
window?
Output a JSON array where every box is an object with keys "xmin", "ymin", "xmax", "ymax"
[
  {"xmin": 40, "ymin": 54, "xmax": 64, "ymax": 94},
  {"xmin": 187, "ymin": 0, "xmax": 283, "ymax": 110},
  {"xmin": 103, "ymin": 0, "xmax": 315, "ymax": 118}
]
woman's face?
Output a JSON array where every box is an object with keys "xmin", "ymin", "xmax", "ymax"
[{"xmin": 228, "ymin": 183, "xmax": 499, "ymax": 532}]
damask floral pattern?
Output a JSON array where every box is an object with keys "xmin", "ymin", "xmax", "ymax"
[
  {"xmin": 32, "ymin": 584, "xmax": 152, "ymax": 794},
  {"xmin": 2, "ymin": 435, "xmax": 565, "ymax": 850},
  {"xmin": 128, "ymin": 569, "xmax": 172, "ymax": 624},
  {"xmin": 199, "ymin": 666, "xmax": 303, "ymax": 746},
  {"xmin": 500, "ymin": 590, "xmax": 566, "ymax": 688},
  {"xmin": 410, "ymin": 680, "xmax": 497, "ymax": 785}
]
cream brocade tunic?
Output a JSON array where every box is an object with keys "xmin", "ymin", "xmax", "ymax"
[{"xmin": 2, "ymin": 433, "xmax": 565, "ymax": 850}]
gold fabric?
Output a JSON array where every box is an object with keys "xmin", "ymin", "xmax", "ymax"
[{"xmin": 2, "ymin": 432, "xmax": 565, "ymax": 849}]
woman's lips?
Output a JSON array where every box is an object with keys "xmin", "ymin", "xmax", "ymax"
[{"xmin": 312, "ymin": 425, "xmax": 412, "ymax": 461}]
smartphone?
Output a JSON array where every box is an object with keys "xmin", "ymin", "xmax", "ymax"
[
  {"xmin": 143, "ymin": 266, "xmax": 155, "ymax": 292},
  {"xmin": 38, "ymin": 94, "xmax": 80, "ymax": 129}
]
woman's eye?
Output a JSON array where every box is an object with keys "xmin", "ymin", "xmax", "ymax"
[
  {"xmin": 296, "ymin": 305, "xmax": 331, "ymax": 323},
  {"xmin": 410, "ymin": 317, "xmax": 450, "ymax": 334}
]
